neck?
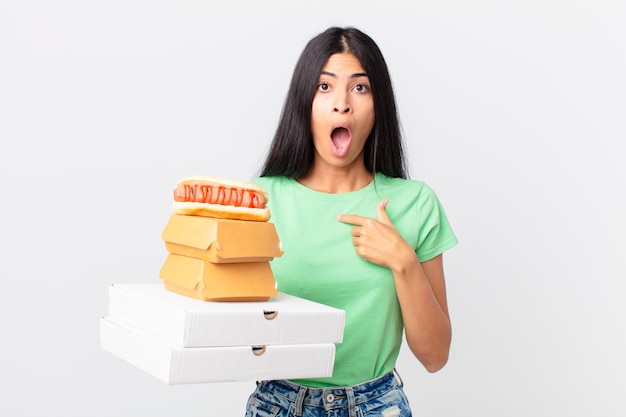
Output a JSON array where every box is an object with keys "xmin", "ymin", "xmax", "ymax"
[{"xmin": 297, "ymin": 166, "xmax": 374, "ymax": 194}]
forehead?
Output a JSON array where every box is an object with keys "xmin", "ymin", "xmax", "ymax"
[{"xmin": 321, "ymin": 53, "xmax": 367, "ymax": 75}]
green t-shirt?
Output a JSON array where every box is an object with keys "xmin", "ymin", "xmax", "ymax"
[{"xmin": 253, "ymin": 173, "xmax": 458, "ymax": 387}]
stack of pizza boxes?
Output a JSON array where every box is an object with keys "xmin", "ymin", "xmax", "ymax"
[{"xmin": 99, "ymin": 177, "xmax": 345, "ymax": 384}]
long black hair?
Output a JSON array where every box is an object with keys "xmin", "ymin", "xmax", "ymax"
[{"xmin": 259, "ymin": 26, "xmax": 408, "ymax": 179}]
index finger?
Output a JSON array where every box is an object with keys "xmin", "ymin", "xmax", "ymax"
[{"xmin": 336, "ymin": 213, "xmax": 367, "ymax": 225}]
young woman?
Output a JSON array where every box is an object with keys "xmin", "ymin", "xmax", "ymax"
[{"xmin": 247, "ymin": 26, "xmax": 458, "ymax": 417}]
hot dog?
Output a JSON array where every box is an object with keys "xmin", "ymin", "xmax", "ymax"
[{"xmin": 172, "ymin": 175, "xmax": 270, "ymax": 222}]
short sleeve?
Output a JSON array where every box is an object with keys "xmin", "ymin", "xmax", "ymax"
[{"xmin": 415, "ymin": 184, "xmax": 458, "ymax": 262}]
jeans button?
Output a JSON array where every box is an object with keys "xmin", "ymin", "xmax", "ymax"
[{"xmin": 325, "ymin": 393, "xmax": 335, "ymax": 402}]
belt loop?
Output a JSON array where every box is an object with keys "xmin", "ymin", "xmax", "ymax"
[
  {"xmin": 294, "ymin": 386, "xmax": 307, "ymax": 416},
  {"xmin": 393, "ymin": 368, "xmax": 404, "ymax": 386},
  {"xmin": 346, "ymin": 387, "xmax": 357, "ymax": 417}
]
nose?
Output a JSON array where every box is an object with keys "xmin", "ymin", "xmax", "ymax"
[
  {"xmin": 333, "ymin": 90, "xmax": 351, "ymax": 113},
  {"xmin": 333, "ymin": 103, "xmax": 351, "ymax": 113}
]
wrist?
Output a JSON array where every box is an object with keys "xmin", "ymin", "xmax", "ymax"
[{"xmin": 389, "ymin": 246, "xmax": 420, "ymax": 276}]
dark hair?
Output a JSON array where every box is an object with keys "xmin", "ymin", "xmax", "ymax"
[{"xmin": 259, "ymin": 27, "xmax": 409, "ymax": 179}]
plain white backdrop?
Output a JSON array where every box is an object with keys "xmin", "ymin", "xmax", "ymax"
[{"xmin": 1, "ymin": 1, "xmax": 624, "ymax": 416}]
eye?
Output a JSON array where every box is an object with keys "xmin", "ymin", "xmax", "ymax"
[
  {"xmin": 318, "ymin": 82, "xmax": 331, "ymax": 92},
  {"xmin": 353, "ymin": 83, "xmax": 370, "ymax": 93}
]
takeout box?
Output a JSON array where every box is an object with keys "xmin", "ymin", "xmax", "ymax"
[
  {"xmin": 100, "ymin": 284, "xmax": 345, "ymax": 384},
  {"xmin": 159, "ymin": 253, "xmax": 278, "ymax": 301},
  {"xmin": 106, "ymin": 284, "xmax": 345, "ymax": 347},
  {"xmin": 99, "ymin": 316, "xmax": 336, "ymax": 384},
  {"xmin": 162, "ymin": 214, "xmax": 283, "ymax": 263}
]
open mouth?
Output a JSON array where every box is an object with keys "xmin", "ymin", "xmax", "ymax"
[{"xmin": 331, "ymin": 126, "xmax": 351, "ymax": 157}]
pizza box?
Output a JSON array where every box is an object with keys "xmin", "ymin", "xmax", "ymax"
[
  {"xmin": 162, "ymin": 214, "xmax": 283, "ymax": 263},
  {"xmin": 99, "ymin": 316, "xmax": 336, "ymax": 384},
  {"xmin": 106, "ymin": 284, "xmax": 345, "ymax": 347}
]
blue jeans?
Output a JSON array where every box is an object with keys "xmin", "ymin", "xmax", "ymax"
[{"xmin": 245, "ymin": 370, "xmax": 412, "ymax": 417}]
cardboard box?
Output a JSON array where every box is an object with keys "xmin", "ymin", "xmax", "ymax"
[
  {"xmin": 99, "ymin": 316, "xmax": 336, "ymax": 384},
  {"xmin": 162, "ymin": 214, "xmax": 283, "ymax": 263},
  {"xmin": 159, "ymin": 253, "xmax": 278, "ymax": 301},
  {"xmin": 106, "ymin": 284, "xmax": 345, "ymax": 347}
]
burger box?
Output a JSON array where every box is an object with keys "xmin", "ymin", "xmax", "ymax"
[
  {"xmin": 99, "ymin": 284, "xmax": 345, "ymax": 384},
  {"xmin": 99, "ymin": 316, "xmax": 337, "ymax": 384},
  {"xmin": 161, "ymin": 214, "xmax": 284, "ymax": 263},
  {"xmin": 105, "ymin": 284, "xmax": 345, "ymax": 347},
  {"xmin": 159, "ymin": 253, "xmax": 278, "ymax": 301}
]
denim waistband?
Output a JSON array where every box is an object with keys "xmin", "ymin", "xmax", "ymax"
[{"xmin": 258, "ymin": 370, "xmax": 402, "ymax": 416}]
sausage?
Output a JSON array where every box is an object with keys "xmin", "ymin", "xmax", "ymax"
[{"xmin": 173, "ymin": 183, "xmax": 267, "ymax": 209}]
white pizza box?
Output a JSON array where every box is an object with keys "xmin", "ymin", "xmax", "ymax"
[
  {"xmin": 106, "ymin": 284, "xmax": 345, "ymax": 347},
  {"xmin": 99, "ymin": 316, "xmax": 336, "ymax": 384}
]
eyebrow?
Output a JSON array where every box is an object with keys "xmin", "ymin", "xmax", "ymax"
[{"xmin": 320, "ymin": 70, "xmax": 369, "ymax": 78}]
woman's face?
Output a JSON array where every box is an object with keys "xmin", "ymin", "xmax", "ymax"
[{"xmin": 310, "ymin": 53, "xmax": 375, "ymax": 172}]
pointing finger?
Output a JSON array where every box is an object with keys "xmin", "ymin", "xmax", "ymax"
[{"xmin": 336, "ymin": 213, "xmax": 366, "ymax": 226}]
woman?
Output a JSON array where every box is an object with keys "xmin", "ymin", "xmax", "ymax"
[{"xmin": 247, "ymin": 27, "xmax": 458, "ymax": 417}]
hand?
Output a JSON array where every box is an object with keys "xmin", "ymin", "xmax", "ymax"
[{"xmin": 336, "ymin": 199, "xmax": 417, "ymax": 271}]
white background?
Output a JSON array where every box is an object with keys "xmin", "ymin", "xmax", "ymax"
[{"xmin": 1, "ymin": 1, "xmax": 625, "ymax": 416}]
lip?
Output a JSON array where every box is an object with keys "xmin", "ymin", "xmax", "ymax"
[{"xmin": 331, "ymin": 121, "xmax": 350, "ymax": 131}]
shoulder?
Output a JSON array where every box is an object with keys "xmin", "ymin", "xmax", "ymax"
[
  {"xmin": 376, "ymin": 175, "xmax": 447, "ymax": 216},
  {"xmin": 251, "ymin": 176, "xmax": 295, "ymax": 199},
  {"xmin": 375, "ymin": 174, "xmax": 435, "ymax": 198},
  {"xmin": 252, "ymin": 176, "xmax": 288, "ymax": 189}
]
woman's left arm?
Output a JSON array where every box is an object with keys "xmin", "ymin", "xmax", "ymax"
[
  {"xmin": 337, "ymin": 199, "xmax": 452, "ymax": 373},
  {"xmin": 391, "ymin": 252, "xmax": 451, "ymax": 373}
]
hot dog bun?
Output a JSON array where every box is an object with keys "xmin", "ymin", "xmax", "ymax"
[{"xmin": 172, "ymin": 175, "xmax": 270, "ymax": 222}]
